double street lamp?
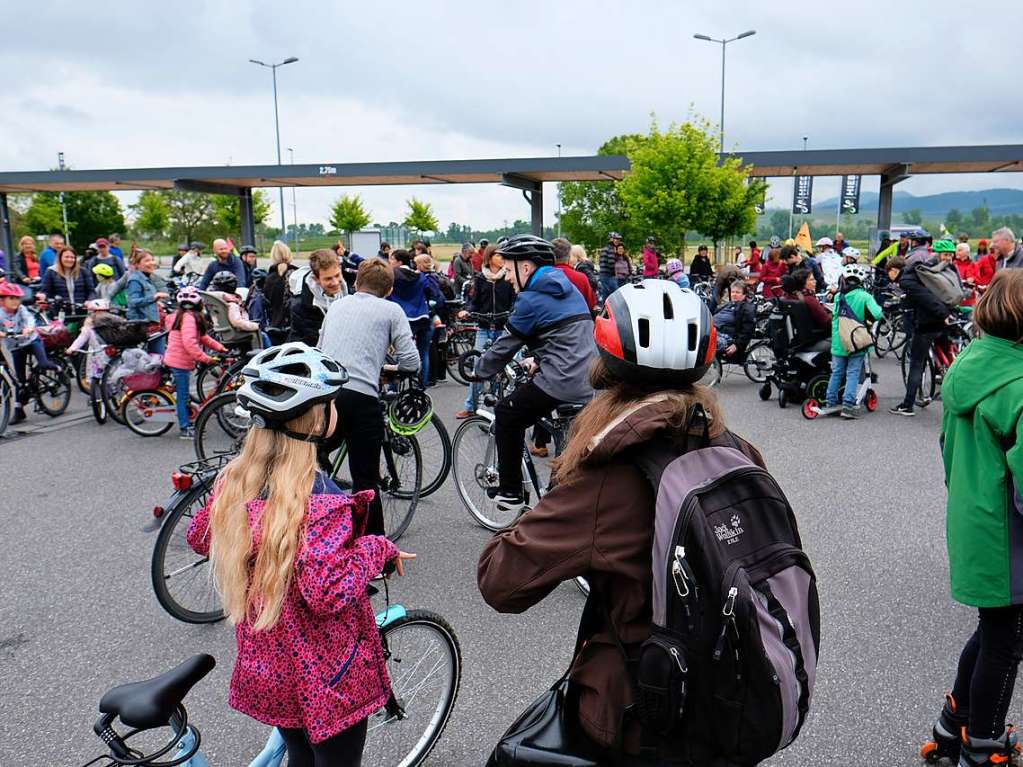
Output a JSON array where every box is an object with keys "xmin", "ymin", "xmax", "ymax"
[
  {"xmin": 693, "ymin": 30, "xmax": 756, "ymax": 153},
  {"xmin": 249, "ymin": 56, "xmax": 299, "ymax": 238}
]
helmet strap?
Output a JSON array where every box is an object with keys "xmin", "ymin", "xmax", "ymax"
[{"xmin": 267, "ymin": 401, "xmax": 333, "ymax": 445}]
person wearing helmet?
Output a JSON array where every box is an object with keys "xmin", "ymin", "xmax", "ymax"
[
  {"xmin": 68, "ymin": 299, "xmax": 115, "ymax": 381},
  {"xmin": 91, "ymin": 262, "xmax": 117, "ymax": 300},
  {"xmin": 172, "ymin": 243, "xmax": 189, "ymax": 269},
  {"xmin": 840, "ymin": 246, "xmax": 862, "ymax": 266},
  {"xmin": 598, "ymin": 232, "xmax": 622, "ymax": 302},
  {"xmin": 208, "ymin": 270, "xmax": 264, "ymax": 345},
  {"xmin": 932, "ymin": 237, "xmax": 956, "ymax": 266},
  {"xmin": 0, "ymin": 281, "xmax": 60, "ymax": 423},
  {"xmin": 164, "ymin": 287, "xmax": 228, "ymax": 438},
  {"xmin": 821, "ymin": 263, "xmax": 884, "ymax": 419},
  {"xmin": 642, "ymin": 236, "xmax": 660, "ymax": 278},
  {"xmin": 473, "ymin": 234, "xmax": 597, "ymax": 513},
  {"xmin": 479, "ymin": 280, "xmax": 765, "ymax": 759},
  {"xmin": 815, "ymin": 237, "xmax": 843, "ymax": 293},
  {"xmin": 319, "ymin": 260, "xmax": 421, "ymax": 532},
  {"xmin": 84, "ymin": 239, "xmax": 125, "ymax": 280},
  {"xmin": 238, "ymin": 244, "xmax": 258, "ymax": 285},
  {"xmin": 173, "ymin": 241, "xmax": 206, "ymax": 281},
  {"xmin": 185, "ymin": 341, "xmax": 412, "ymax": 767},
  {"xmin": 665, "ymin": 257, "xmax": 690, "ymax": 289},
  {"xmin": 905, "ymin": 228, "xmax": 933, "ymax": 267}
]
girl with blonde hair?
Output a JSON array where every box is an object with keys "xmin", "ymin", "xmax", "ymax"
[
  {"xmin": 187, "ymin": 343, "xmax": 413, "ymax": 765},
  {"xmin": 265, "ymin": 240, "xmax": 298, "ymax": 332}
]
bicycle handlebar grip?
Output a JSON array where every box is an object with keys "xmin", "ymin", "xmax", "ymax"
[{"xmin": 458, "ymin": 350, "xmax": 483, "ymax": 382}]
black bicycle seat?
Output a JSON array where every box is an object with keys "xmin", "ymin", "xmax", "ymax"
[
  {"xmin": 99, "ymin": 654, "xmax": 215, "ymax": 729},
  {"xmin": 555, "ymin": 403, "xmax": 585, "ymax": 418}
]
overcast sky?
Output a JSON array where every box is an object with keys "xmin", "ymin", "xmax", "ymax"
[{"xmin": 3, "ymin": 0, "xmax": 1022, "ymax": 231}]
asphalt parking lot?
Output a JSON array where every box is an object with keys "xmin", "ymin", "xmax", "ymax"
[{"xmin": 1, "ymin": 354, "xmax": 1017, "ymax": 766}]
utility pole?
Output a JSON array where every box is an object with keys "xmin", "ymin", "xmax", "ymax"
[
  {"xmin": 556, "ymin": 143, "xmax": 562, "ymax": 238},
  {"xmin": 287, "ymin": 147, "xmax": 299, "ymax": 252},
  {"xmin": 249, "ymin": 56, "xmax": 299, "ymax": 238},
  {"xmin": 57, "ymin": 152, "xmax": 70, "ymax": 243}
]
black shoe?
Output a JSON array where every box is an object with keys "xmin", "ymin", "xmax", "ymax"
[
  {"xmin": 840, "ymin": 406, "xmax": 859, "ymax": 420},
  {"xmin": 889, "ymin": 405, "xmax": 915, "ymax": 417}
]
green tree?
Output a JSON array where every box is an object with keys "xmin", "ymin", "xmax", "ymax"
[
  {"xmin": 945, "ymin": 208, "xmax": 963, "ymax": 234},
  {"xmin": 163, "ymin": 190, "xmax": 216, "ymax": 245},
  {"xmin": 25, "ymin": 191, "xmax": 126, "ymax": 250},
  {"xmin": 768, "ymin": 210, "xmax": 790, "ymax": 238},
  {"xmin": 23, "ymin": 194, "xmax": 65, "ymax": 237},
  {"xmin": 403, "ymin": 197, "xmax": 439, "ymax": 235},
  {"xmin": 902, "ymin": 208, "xmax": 923, "ymax": 225},
  {"xmin": 618, "ymin": 119, "xmax": 765, "ymax": 255},
  {"xmin": 560, "ymin": 133, "xmax": 645, "ymax": 253},
  {"xmin": 329, "ymin": 194, "xmax": 372, "ymax": 241},
  {"xmin": 212, "ymin": 189, "xmax": 271, "ymax": 241},
  {"xmin": 970, "ymin": 204, "xmax": 991, "ymax": 233},
  {"xmin": 129, "ymin": 190, "xmax": 170, "ymax": 239}
]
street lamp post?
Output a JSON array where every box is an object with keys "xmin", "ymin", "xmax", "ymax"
[
  {"xmin": 287, "ymin": 147, "xmax": 299, "ymax": 252},
  {"xmin": 693, "ymin": 30, "xmax": 756, "ymax": 153},
  {"xmin": 249, "ymin": 56, "xmax": 298, "ymax": 239},
  {"xmin": 556, "ymin": 143, "xmax": 562, "ymax": 238}
]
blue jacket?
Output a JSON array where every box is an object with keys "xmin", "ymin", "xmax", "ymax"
[
  {"xmin": 40, "ymin": 266, "xmax": 96, "ymax": 305},
  {"xmin": 476, "ymin": 266, "xmax": 596, "ymax": 403},
  {"xmin": 198, "ymin": 254, "xmax": 247, "ymax": 290},
  {"xmin": 39, "ymin": 246, "xmax": 58, "ymax": 274},
  {"xmin": 125, "ymin": 271, "xmax": 160, "ymax": 322},
  {"xmin": 388, "ymin": 267, "xmax": 444, "ymax": 323}
]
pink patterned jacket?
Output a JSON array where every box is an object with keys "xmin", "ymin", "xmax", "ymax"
[{"xmin": 186, "ymin": 476, "xmax": 398, "ymax": 743}]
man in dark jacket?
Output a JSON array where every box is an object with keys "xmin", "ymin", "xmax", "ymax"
[
  {"xmin": 891, "ymin": 256, "xmax": 952, "ymax": 416},
  {"xmin": 288, "ymin": 249, "xmax": 345, "ymax": 345},
  {"xmin": 198, "ymin": 239, "xmax": 247, "ymax": 289},
  {"xmin": 992, "ymin": 226, "xmax": 1023, "ymax": 270},
  {"xmin": 688, "ymin": 244, "xmax": 714, "ymax": 281},
  {"xmin": 598, "ymin": 232, "xmax": 621, "ymax": 301}
]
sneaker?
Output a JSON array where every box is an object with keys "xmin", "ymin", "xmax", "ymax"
[
  {"xmin": 840, "ymin": 406, "xmax": 859, "ymax": 420},
  {"xmin": 495, "ymin": 493, "xmax": 528, "ymax": 514},
  {"xmin": 818, "ymin": 405, "xmax": 842, "ymax": 417},
  {"xmin": 179, "ymin": 427, "xmax": 196, "ymax": 440},
  {"xmin": 889, "ymin": 405, "xmax": 915, "ymax": 417},
  {"xmin": 455, "ymin": 410, "xmax": 475, "ymax": 419}
]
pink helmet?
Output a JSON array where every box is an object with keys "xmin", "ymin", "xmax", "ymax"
[
  {"xmin": 176, "ymin": 286, "xmax": 202, "ymax": 308},
  {"xmin": 0, "ymin": 282, "xmax": 24, "ymax": 298},
  {"xmin": 666, "ymin": 258, "xmax": 685, "ymax": 276}
]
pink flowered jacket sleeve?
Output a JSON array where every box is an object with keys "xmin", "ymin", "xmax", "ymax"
[
  {"xmin": 297, "ymin": 490, "xmax": 399, "ymax": 616},
  {"xmin": 186, "ymin": 497, "xmax": 213, "ymax": 557}
]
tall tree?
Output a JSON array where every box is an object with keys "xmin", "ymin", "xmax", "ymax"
[
  {"xmin": 163, "ymin": 190, "xmax": 216, "ymax": 245},
  {"xmin": 329, "ymin": 194, "xmax": 372, "ymax": 241},
  {"xmin": 24, "ymin": 191, "xmax": 126, "ymax": 250},
  {"xmin": 23, "ymin": 194, "xmax": 65, "ymax": 237},
  {"xmin": 403, "ymin": 197, "xmax": 439, "ymax": 235},
  {"xmin": 211, "ymin": 190, "xmax": 271, "ymax": 242},
  {"xmin": 902, "ymin": 208, "xmax": 923, "ymax": 225},
  {"xmin": 129, "ymin": 190, "xmax": 170, "ymax": 239}
]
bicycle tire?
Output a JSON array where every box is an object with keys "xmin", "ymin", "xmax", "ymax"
[
  {"xmin": 90, "ymin": 376, "xmax": 108, "ymax": 425},
  {"xmin": 74, "ymin": 353, "xmax": 91, "ymax": 395},
  {"xmin": 34, "ymin": 362, "xmax": 72, "ymax": 416},
  {"xmin": 193, "ymin": 361, "xmax": 223, "ymax": 402},
  {"xmin": 871, "ymin": 318, "xmax": 893, "ymax": 358},
  {"xmin": 452, "ymin": 415, "xmax": 519, "ymax": 531},
  {"xmin": 742, "ymin": 341, "xmax": 775, "ymax": 384},
  {"xmin": 194, "ymin": 391, "xmax": 250, "ymax": 460},
  {"xmin": 330, "ymin": 436, "xmax": 422, "ymax": 543},
  {"xmin": 394, "ymin": 413, "xmax": 451, "ymax": 499},
  {"xmin": 0, "ymin": 372, "xmax": 13, "ymax": 436},
  {"xmin": 151, "ymin": 483, "xmax": 225, "ymax": 624},
  {"xmin": 363, "ymin": 609, "xmax": 462, "ymax": 767},
  {"xmin": 445, "ymin": 328, "xmax": 477, "ymax": 385},
  {"xmin": 123, "ymin": 389, "xmax": 176, "ymax": 436},
  {"xmin": 100, "ymin": 351, "xmax": 129, "ymax": 425}
]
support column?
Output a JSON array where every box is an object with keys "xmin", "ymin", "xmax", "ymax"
[
  {"xmin": 239, "ymin": 188, "xmax": 256, "ymax": 246},
  {"xmin": 877, "ymin": 164, "xmax": 911, "ymax": 235},
  {"xmin": 0, "ymin": 193, "xmax": 12, "ymax": 262},
  {"xmin": 526, "ymin": 188, "xmax": 543, "ymax": 236}
]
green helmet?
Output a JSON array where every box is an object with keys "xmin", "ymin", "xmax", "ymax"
[
  {"xmin": 932, "ymin": 238, "xmax": 956, "ymax": 253},
  {"xmin": 388, "ymin": 389, "xmax": 433, "ymax": 436}
]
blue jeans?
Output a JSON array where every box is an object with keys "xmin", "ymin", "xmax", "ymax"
[
  {"xmin": 599, "ymin": 276, "xmax": 618, "ymax": 303},
  {"xmin": 464, "ymin": 328, "xmax": 500, "ymax": 412},
  {"xmin": 412, "ymin": 320, "xmax": 432, "ymax": 388},
  {"xmin": 826, "ymin": 353, "xmax": 865, "ymax": 408},
  {"xmin": 169, "ymin": 367, "xmax": 192, "ymax": 430}
]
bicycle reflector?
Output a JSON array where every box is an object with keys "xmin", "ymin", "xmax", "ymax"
[
  {"xmin": 171, "ymin": 472, "xmax": 193, "ymax": 491},
  {"xmin": 388, "ymin": 389, "xmax": 433, "ymax": 436},
  {"xmin": 153, "ymin": 506, "xmax": 164, "ymax": 518}
]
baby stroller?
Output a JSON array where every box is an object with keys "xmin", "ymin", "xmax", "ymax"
[{"xmin": 758, "ymin": 299, "xmax": 831, "ymax": 408}]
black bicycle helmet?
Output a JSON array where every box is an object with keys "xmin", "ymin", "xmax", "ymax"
[
  {"xmin": 189, "ymin": 240, "xmax": 204, "ymax": 250},
  {"xmin": 479, "ymin": 238, "xmax": 490, "ymax": 247},
  {"xmin": 388, "ymin": 389, "xmax": 433, "ymax": 436},
  {"xmin": 608, "ymin": 231, "xmax": 622, "ymax": 242},
  {"xmin": 239, "ymin": 244, "xmax": 257, "ymax": 255},
  {"xmin": 210, "ymin": 270, "xmax": 239, "ymax": 292},
  {"xmin": 250, "ymin": 268, "xmax": 268, "ymax": 289},
  {"xmin": 496, "ymin": 234, "xmax": 556, "ymax": 266}
]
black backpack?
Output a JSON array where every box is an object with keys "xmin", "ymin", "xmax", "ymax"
[{"xmin": 630, "ymin": 407, "xmax": 820, "ymax": 765}]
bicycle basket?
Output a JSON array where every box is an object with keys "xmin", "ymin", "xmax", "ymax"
[
  {"xmin": 388, "ymin": 389, "xmax": 433, "ymax": 436},
  {"xmin": 122, "ymin": 370, "xmax": 163, "ymax": 391},
  {"xmin": 39, "ymin": 322, "xmax": 72, "ymax": 351},
  {"xmin": 93, "ymin": 316, "xmax": 149, "ymax": 347}
]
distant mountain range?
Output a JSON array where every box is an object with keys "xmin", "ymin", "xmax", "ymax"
[{"xmin": 809, "ymin": 188, "xmax": 1023, "ymax": 217}]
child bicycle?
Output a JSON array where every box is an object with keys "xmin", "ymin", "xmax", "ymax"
[
  {"xmin": 800, "ymin": 351, "xmax": 880, "ymax": 419},
  {"xmin": 77, "ymin": 581, "xmax": 461, "ymax": 767}
]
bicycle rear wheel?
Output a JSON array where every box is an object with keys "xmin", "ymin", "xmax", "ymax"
[
  {"xmin": 394, "ymin": 414, "xmax": 451, "ymax": 499},
  {"xmin": 445, "ymin": 328, "xmax": 476, "ymax": 385},
  {"xmin": 193, "ymin": 391, "xmax": 250, "ymax": 460},
  {"xmin": 34, "ymin": 363, "xmax": 72, "ymax": 416},
  {"xmin": 151, "ymin": 482, "xmax": 225, "ymax": 623},
  {"xmin": 100, "ymin": 352, "xmax": 130, "ymax": 425},
  {"xmin": 123, "ymin": 389, "xmax": 176, "ymax": 436},
  {"xmin": 363, "ymin": 609, "xmax": 461, "ymax": 767},
  {"xmin": 0, "ymin": 372, "xmax": 13, "ymax": 436},
  {"xmin": 90, "ymin": 376, "xmax": 108, "ymax": 424},
  {"xmin": 452, "ymin": 415, "xmax": 519, "ymax": 531}
]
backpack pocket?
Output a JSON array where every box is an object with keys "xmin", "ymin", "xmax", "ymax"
[{"xmin": 635, "ymin": 631, "xmax": 688, "ymax": 736}]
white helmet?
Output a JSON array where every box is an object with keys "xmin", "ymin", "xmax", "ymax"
[
  {"xmin": 85, "ymin": 298, "xmax": 111, "ymax": 312},
  {"xmin": 842, "ymin": 263, "xmax": 872, "ymax": 285},
  {"xmin": 842, "ymin": 246, "xmax": 861, "ymax": 261},
  {"xmin": 237, "ymin": 343, "xmax": 349, "ymax": 428},
  {"xmin": 594, "ymin": 279, "xmax": 714, "ymax": 386}
]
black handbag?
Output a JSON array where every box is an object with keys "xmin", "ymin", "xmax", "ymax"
[{"xmin": 487, "ymin": 591, "xmax": 622, "ymax": 767}]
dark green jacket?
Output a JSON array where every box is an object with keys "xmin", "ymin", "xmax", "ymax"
[{"xmin": 942, "ymin": 335, "xmax": 1023, "ymax": 607}]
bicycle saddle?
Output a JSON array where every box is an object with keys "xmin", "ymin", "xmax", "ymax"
[
  {"xmin": 99, "ymin": 654, "xmax": 215, "ymax": 729},
  {"xmin": 555, "ymin": 403, "xmax": 585, "ymax": 418}
]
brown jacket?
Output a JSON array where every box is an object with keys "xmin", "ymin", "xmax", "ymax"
[{"xmin": 478, "ymin": 395, "xmax": 765, "ymax": 751}]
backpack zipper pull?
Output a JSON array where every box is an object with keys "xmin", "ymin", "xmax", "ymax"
[
  {"xmin": 669, "ymin": 646, "xmax": 687, "ymax": 673},
  {"xmin": 722, "ymin": 586, "xmax": 738, "ymax": 617}
]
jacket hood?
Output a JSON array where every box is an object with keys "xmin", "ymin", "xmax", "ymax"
[
  {"xmin": 525, "ymin": 265, "xmax": 571, "ymax": 297},
  {"xmin": 393, "ymin": 266, "xmax": 417, "ymax": 285},
  {"xmin": 585, "ymin": 394, "xmax": 725, "ymax": 464},
  {"xmin": 944, "ymin": 335, "xmax": 1023, "ymax": 415}
]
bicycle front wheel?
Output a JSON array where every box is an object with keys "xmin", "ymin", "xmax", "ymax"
[
  {"xmin": 363, "ymin": 609, "xmax": 462, "ymax": 767},
  {"xmin": 394, "ymin": 414, "xmax": 451, "ymax": 499},
  {"xmin": 34, "ymin": 363, "xmax": 72, "ymax": 416},
  {"xmin": 452, "ymin": 415, "xmax": 517, "ymax": 531},
  {"xmin": 151, "ymin": 482, "xmax": 225, "ymax": 623},
  {"xmin": 123, "ymin": 389, "xmax": 176, "ymax": 436},
  {"xmin": 445, "ymin": 328, "xmax": 476, "ymax": 385},
  {"xmin": 194, "ymin": 391, "xmax": 250, "ymax": 460},
  {"xmin": 0, "ymin": 372, "xmax": 13, "ymax": 436},
  {"xmin": 100, "ymin": 353, "xmax": 130, "ymax": 425}
]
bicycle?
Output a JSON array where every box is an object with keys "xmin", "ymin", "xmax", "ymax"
[
  {"xmin": 80, "ymin": 582, "xmax": 461, "ymax": 767},
  {"xmin": 0, "ymin": 343, "xmax": 18, "ymax": 436},
  {"xmin": 0, "ymin": 332, "xmax": 73, "ymax": 418},
  {"xmin": 900, "ymin": 315, "xmax": 973, "ymax": 408},
  {"xmin": 99, "ymin": 324, "xmax": 167, "ymax": 425},
  {"xmin": 871, "ymin": 296, "xmax": 909, "ymax": 360}
]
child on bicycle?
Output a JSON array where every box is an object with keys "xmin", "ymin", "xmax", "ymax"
[
  {"xmin": 472, "ymin": 234, "xmax": 596, "ymax": 513},
  {"xmin": 822, "ymin": 263, "xmax": 883, "ymax": 419},
  {"xmin": 920, "ymin": 269, "xmax": 1023, "ymax": 767},
  {"xmin": 164, "ymin": 286, "xmax": 227, "ymax": 439},
  {"xmin": 0, "ymin": 281, "xmax": 60, "ymax": 424},
  {"xmin": 187, "ymin": 342, "xmax": 414, "ymax": 766},
  {"xmin": 319, "ymin": 259, "xmax": 421, "ymax": 535},
  {"xmin": 68, "ymin": 298, "xmax": 115, "ymax": 382}
]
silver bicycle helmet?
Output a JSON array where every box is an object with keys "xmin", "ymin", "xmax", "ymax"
[{"xmin": 237, "ymin": 343, "xmax": 349, "ymax": 436}]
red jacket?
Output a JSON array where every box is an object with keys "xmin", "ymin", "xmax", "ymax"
[
  {"xmin": 954, "ymin": 259, "xmax": 979, "ymax": 305},
  {"xmin": 641, "ymin": 247, "xmax": 659, "ymax": 277},
  {"xmin": 975, "ymin": 254, "xmax": 996, "ymax": 288},
  {"xmin": 556, "ymin": 263, "xmax": 596, "ymax": 310},
  {"xmin": 757, "ymin": 258, "xmax": 788, "ymax": 297}
]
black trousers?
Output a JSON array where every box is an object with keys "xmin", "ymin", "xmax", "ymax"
[
  {"xmin": 317, "ymin": 389, "xmax": 385, "ymax": 536},
  {"xmin": 279, "ymin": 718, "xmax": 368, "ymax": 767},
  {"xmin": 494, "ymin": 381, "xmax": 561, "ymax": 496},
  {"xmin": 950, "ymin": 606, "xmax": 1023, "ymax": 739},
  {"xmin": 900, "ymin": 329, "xmax": 940, "ymax": 410}
]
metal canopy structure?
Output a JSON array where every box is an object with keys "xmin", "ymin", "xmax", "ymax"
[{"xmin": 0, "ymin": 155, "xmax": 629, "ymax": 256}]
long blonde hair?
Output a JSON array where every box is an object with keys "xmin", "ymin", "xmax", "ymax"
[
  {"xmin": 554, "ymin": 358, "xmax": 725, "ymax": 484},
  {"xmin": 270, "ymin": 240, "xmax": 293, "ymax": 269},
  {"xmin": 208, "ymin": 406, "xmax": 323, "ymax": 631}
]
